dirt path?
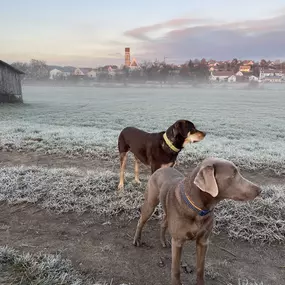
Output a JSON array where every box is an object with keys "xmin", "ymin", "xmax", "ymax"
[
  {"xmin": 1, "ymin": 150, "xmax": 284, "ymax": 186},
  {"xmin": 0, "ymin": 202, "xmax": 284, "ymax": 285},
  {"xmin": 0, "ymin": 151, "xmax": 285, "ymax": 284}
]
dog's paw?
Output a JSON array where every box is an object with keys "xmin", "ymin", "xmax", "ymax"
[
  {"xmin": 161, "ymin": 239, "xmax": 171, "ymax": 248},
  {"xmin": 133, "ymin": 238, "xmax": 141, "ymax": 247},
  {"xmin": 133, "ymin": 179, "xmax": 141, "ymax": 185},
  {"xmin": 117, "ymin": 183, "xmax": 124, "ymax": 191}
]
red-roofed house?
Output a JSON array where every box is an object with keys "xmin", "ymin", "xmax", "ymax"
[{"xmin": 129, "ymin": 58, "xmax": 140, "ymax": 70}]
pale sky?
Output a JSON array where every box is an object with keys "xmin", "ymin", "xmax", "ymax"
[{"xmin": 1, "ymin": 0, "xmax": 285, "ymax": 67}]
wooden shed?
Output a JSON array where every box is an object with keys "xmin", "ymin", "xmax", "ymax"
[{"xmin": 0, "ymin": 60, "xmax": 25, "ymax": 103}]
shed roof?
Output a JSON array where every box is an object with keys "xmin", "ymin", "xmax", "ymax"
[{"xmin": 0, "ymin": 60, "xmax": 25, "ymax": 74}]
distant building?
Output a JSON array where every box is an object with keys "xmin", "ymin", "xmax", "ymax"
[
  {"xmin": 129, "ymin": 58, "xmax": 140, "ymax": 70},
  {"xmin": 228, "ymin": 75, "xmax": 237, "ymax": 82},
  {"xmin": 249, "ymin": 75, "xmax": 259, "ymax": 82},
  {"xmin": 49, "ymin": 68, "xmax": 63, "ymax": 79},
  {"xmin": 49, "ymin": 66, "xmax": 75, "ymax": 79},
  {"xmin": 263, "ymin": 76, "xmax": 282, "ymax": 83},
  {"xmin": 242, "ymin": 60, "xmax": 254, "ymax": 66},
  {"xmin": 262, "ymin": 69, "xmax": 283, "ymax": 77},
  {"xmin": 87, "ymin": 70, "xmax": 97, "ymax": 78},
  {"xmin": 0, "ymin": 60, "xmax": 24, "ymax": 103},
  {"xmin": 107, "ymin": 66, "xmax": 115, "ymax": 77},
  {"xmin": 235, "ymin": 71, "xmax": 244, "ymax": 76},
  {"xmin": 259, "ymin": 68, "xmax": 283, "ymax": 82},
  {"xmin": 239, "ymin": 65, "xmax": 251, "ymax": 72},
  {"xmin": 73, "ymin": 68, "xmax": 93, "ymax": 77},
  {"xmin": 210, "ymin": 71, "xmax": 234, "ymax": 82},
  {"xmin": 125, "ymin": 47, "xmax": 130, "ymax": 66}
]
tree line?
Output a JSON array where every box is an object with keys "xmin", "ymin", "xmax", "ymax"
[
  {"xmin": 11, "ymin": 59, "xmax": 49, "ymax": 80},
  {"xmin": 10, "ymin": 58, "xmax": 285, "ymax": 83}
]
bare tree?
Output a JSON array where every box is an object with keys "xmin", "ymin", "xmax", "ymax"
[
  {"xmin": 11, "ymin": 62, "xmax": 29, "ymax": 74},
  {"xmin": 260, "ymin": 59, "xmax": 268, "ymax": 68},
  {"xmin": 29, "ymin": 59, "xmax": 49, "ymax": 80},
  {"xmin": 200, "ymin": 58, "xmax": 207, "ymax": 66}
]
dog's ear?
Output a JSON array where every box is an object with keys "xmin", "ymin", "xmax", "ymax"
[
  {"xmin": 194, "ymin": 165, "xmax": 219, "ymax": 197},
  {"xmin": 173, "ymin": 121, "xmax": 189, "ymax": 138}
]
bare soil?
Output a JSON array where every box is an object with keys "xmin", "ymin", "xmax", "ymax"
[{"xmin": 0, "ymin": 151, "xmax": 285, "ymax": 285}]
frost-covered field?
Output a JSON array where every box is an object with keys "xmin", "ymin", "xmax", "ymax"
[
  {"xmin": 0, "ymin": 166, "xmax": 284, "ymax": 244},
  {"xmin": 1, "ymin": 87, "xmax": 285, "ymax": 284},
  {"xmin": 0, "ymin": 86, "xmax": 285, "ymax": 174}
]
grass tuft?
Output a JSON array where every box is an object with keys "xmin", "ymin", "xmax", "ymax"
[{"xmin": 0, "ymin": 246, "xmax": 94, "ymax": 285}]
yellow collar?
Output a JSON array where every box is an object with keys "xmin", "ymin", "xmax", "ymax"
[{"xmin": 163, "ymin": 133, "xmax": 180, "ymax": 153}]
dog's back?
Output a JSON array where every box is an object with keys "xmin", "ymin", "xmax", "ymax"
[
  {"xmin": 146, "ymin": 167, "xmax": 184, "ymax": 210},
  {"xmin": 118, "ymin": 127, "xmax": 162, "ymax": 165},
  {"xmin": 118, "ymin": 127, "xmax": 149, "ymax": 150}
]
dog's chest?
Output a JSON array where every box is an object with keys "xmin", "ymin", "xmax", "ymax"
[
  {"xmin": 161, "ymin": 162, "xmax": 175, "ymax": 168},
  {"xmin": 152, "ymin": 145, "xmax": 178, "ymax": 163},
  {"xmin": 183, "ymin": 218, "xmax": 208, "ymax": 241},
  {"xmin": 185, "ymin": 222, "xmax": 200, "ymax": 240}
]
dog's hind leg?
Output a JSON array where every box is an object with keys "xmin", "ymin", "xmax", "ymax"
[
  {"xmin": 133, "ymin": 180, "xmax": 159, "ymax": 246},
  {"xmin": 160, "ymin": 214, "xmax": 169, "ymax": 248},
  {"xmin": 134, "ymin": 156, "xmax": 141, "ymax": 185},
  {"xmin": 118, "ymin": 152, "xmax": 127, "ymax": 190},
  {"xmin": 133, "ymin": 200, "xmax": 158, "ymax": 246},
  {"xmin": 117, "ymin": 133, "xmax": 129, "ymax": 191}
]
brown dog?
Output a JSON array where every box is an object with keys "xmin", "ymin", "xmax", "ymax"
[
  {"xmin": 133, "ymin": 157, "xmax": 261, "ymax": 285},
  {"xmin": 117, "ymin": 120, "xmax": 206, "ymax": 190}
]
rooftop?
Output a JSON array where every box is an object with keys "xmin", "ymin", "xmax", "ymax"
[{"xmin": 0, "ymin": 60, "xmax": 25, "ymax": 74}]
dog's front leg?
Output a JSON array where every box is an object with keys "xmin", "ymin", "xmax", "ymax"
[
  {"xmin": 171, "ymin": 238, "xmax": 184, "ymax": 285},
  {"xmin": 196, "ymin": 238, "xmax": 209, "ymax": 285}
]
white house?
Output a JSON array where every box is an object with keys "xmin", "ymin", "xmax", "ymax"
[
  {"xmin": 61, "ymin": 67, "xmax": 74, "ymax": 77},
  {"xmin": 107, "ymin": 66, "xmax": 116, "ymax": 77},
  {"xmin": 49, "ymin": 67, "xmax": 75, "ymax": 80},
  {"xmin": 249, "ymin": 75, "xmax": 259, "ymax": 81},
  {"xmin": 87, "ymin": 70, "xmax": 97, "ymax": 78},
  {"xmin": 235, "ymin": 71, "xmax": 243, "ymax": 76},
  {"xmin": 73, "ymin": 68, "xmax": 85, "ymax": 76},
  {"xmin": 228, "ymin": 75, "xmax": 236, "ymax": 82},
  {"xmin": 263, "ymin": 76, "xmax": 282, "ymax": 83},
  {"xmin": 73, "ymin": 68, "xmax": 93, "ymax": 76},
  {"xmin": 262, "ymin": 69, "xmax": 283, "ymax": 77},
  {"xmin": 210, "ymin": 71, "xmax": 234, "ymax": 82},
  {"xmin": 49, "ymin": 68, "xmax": 63, "ymax": 80}
]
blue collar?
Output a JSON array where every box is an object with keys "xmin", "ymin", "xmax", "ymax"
[{"xmin": 179, "ymin": 179, "xmax": 212, "ymax": 217}]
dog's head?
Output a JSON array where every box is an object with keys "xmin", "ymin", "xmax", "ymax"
[
  {"xmin": 193, "ymin": 158, "xmax": 261, "ymax": 201},
  {"xmin": 170, "ymin": 120, "xmax": 206, "ymax": 147}
]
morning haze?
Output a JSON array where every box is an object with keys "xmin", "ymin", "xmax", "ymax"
[{"xmin": 0, "ymin": 1, "xmax": 284, "ymax": 285}]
